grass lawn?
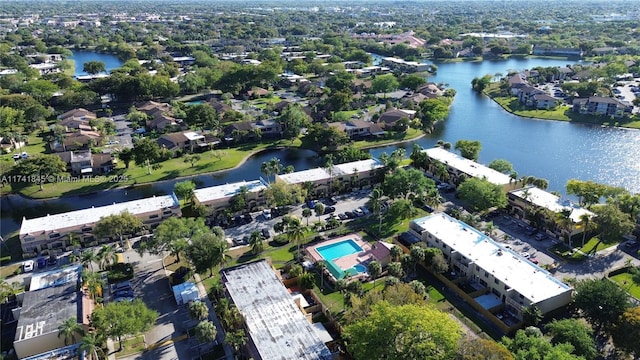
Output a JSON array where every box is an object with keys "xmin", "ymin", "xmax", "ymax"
[
  {"xmin": 115, "ymin": 335, "xmax": 146, "ymax": 357},
  {"xmin": 579, "ymin": 237, "xmax": 612, "ymax": 254},
  {"xmin": 0, "ymin": 263, "xmax": 21, "ymax": 280},
  {"xmin": 5, "ymin": 138, "xmax": 300, "ymax": 199},
  {"xmin": 610, "ymin": 272, "xmax": 640, "ymax": 299},
  {"xmin": 548, "ymin": 243, "xmax": 586, "ymax": 261},
  {"xmin": 351, "ymin": 128, "xmax": 423, "ymax": 150}
]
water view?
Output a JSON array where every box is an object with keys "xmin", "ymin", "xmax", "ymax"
[
  {"xmin": 70, "ymin": 50, "xmax": 124, "ymax": 77},
  {"xmin": 2, "ymin": 57, "xmax": 640, "ymax": 237}
]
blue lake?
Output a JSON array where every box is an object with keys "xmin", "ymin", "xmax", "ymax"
[{"xmin": 70, "ymin": 50, "xmax": 124, "ymax": 77}]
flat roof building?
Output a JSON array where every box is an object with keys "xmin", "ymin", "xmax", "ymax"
[
  {"xmin": 409, "ymin": 213, "xmax": 572, "ymax": 319},
  {"xmin": 508, "ymin": 186, "xmax": 594, "ymax": 239},
  {"xmin": 19, "ymin": 194, "xmax": 181, "ymax": 256},
  {"xmin": 193, "ymin": 179, "xmax": 268, "ymax": 213},
  {"xmin": 14, "ymin": 267, "xmax": 86, "ymax": 359},
  {"xmin": 220, "ymin": 260, "xmax": 332, "ymax": 360},
  {"xmin": 275, "ymin": 159, "xmax": 383, "ymax": 196},
  {"xmin": 424, "ymin": 147, "xmax": 517, "ymax": 191}
]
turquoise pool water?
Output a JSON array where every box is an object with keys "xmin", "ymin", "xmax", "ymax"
[
  {"xmin": 317, "ymin": 239, "xmax": 363, "ymax": 261},
  {"xmin": 353, "ymin": 264, "xmax": 367, "ymax": 273}
]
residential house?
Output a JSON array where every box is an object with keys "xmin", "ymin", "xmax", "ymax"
[
  {"xmin": 516, "ymin": 85, "xmax": 546, "ymax": 106},
  {"xmin": 423, "ymin": 147, "xmax": 518, "ymax": 191},
  {"xmin": 137, "ymin": 101, "xmax": 179, "ymax": 131},
  {"xmin": 328, "ymin": 120, "xmax": 385, "ymax": 139},
  {"xmin": 245, "ymin": 87, "xmax": 269, "ymax": 99},
  {"xmin": 57, "ymin": 108, "xmax": 97, "ymax": 125},
  {"xmin": 572, "ymin": 96, "xmax": 632, "ymax": 118},
  {"xmin": 378, "ymin": 109, "xmax": 415, "ymax": 129},
  {"xmin": 531, "ymin": 93, "xmax": 558, "ymax": 109},
  {"xmin": 254, "ymin": 119, "xmax": 282, "ymax": 137},
  {"xmin": 220, "ymin": 260, "xmax": 333, "ymax": 360},
  {"xmin": 207, "ymin": 99, "xmax": 231, "ymax": 115},
  {"xmin": 408, "ymin": 213, "xmax": 573, "ymax": 325},
  {"xmin": 223, "ymin": 121, "xmax": 257, "ymax": 142},
  {"xmin": 156, "ymin": 131, "xmax": 206, "ymax": 152},
  {"xmin": 507, "ymin": 186, "xmax": 594, "ymax": 241},
  {"xmin": 56, "ymin": 150, "xmax": 116, "ymax": 175},
  {"xmin": 50, "ymin": 130, "xmax": 103, "ymax": 152},
  {"xmin": 416, "ymin": 83, "xmax": 444, "ymax": 98},
  {"xmin": 19, "ymin": 194, "xmax": 181, "ymax": 255}
]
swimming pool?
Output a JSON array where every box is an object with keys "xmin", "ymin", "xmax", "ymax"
[
  {"xmin": 353, "ymin": 264, "xmax": 367, "ymax": 273},
  {"xmin": 316, "ymin": 239, "xmax": 363, "ymax": 261}
]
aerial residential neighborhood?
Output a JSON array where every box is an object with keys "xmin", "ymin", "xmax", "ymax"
[{"xmin": 1, "ymin": 1, "xmax": 640, "ymax": 360}]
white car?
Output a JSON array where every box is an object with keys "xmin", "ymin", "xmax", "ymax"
[
  {"xmin": 107, "ymin": 140, "xmax": 120, "ymax": 145},
  {"xmin": 22, "ymin": 260, "xmax": 34, "ymax": 272},
  {"xmin": 262, "ymin": 209, "xmax": 271, "ymax": 220},
  {"xmin": 519, "ymin": 252, "xmax": 530, "ymax": 259}
]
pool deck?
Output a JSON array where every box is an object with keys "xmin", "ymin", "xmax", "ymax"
[{"xmin": 306, "ymin": 234, "xmax": 394, "ymax": 279}]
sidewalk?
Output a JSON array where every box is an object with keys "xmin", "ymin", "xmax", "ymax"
[{"xmin": 193, "ymin": 273, "xmax": 234, "ymax": 360}]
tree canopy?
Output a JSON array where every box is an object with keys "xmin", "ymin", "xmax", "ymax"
[
  {"xmin": 573, "ymin": 278, "xmax": 630, "ymax": 331},
  {"xmin": 90, "ymin": 299, "xmax": 157, "ymax": 350},
  {"xmin": 454, "ymin": 139, "xmax": 482, "ymax": 161},
  {"xmin": 185, "ymin": 229, "xmax": 229, "ymax": 276},
  {"xmin": 457, "ymin": 177, "xmax": 508, "ymax": 212},
  {"xmin": 343, "ymin": 301, "xmax": 462, "ymax": 360}
]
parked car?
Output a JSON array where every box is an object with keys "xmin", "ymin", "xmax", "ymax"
[
  {"xmin": 47, "ymin": 255, "xmax": 58, "ymax": 266},
  {"xmin": 529, "ymin": 258, "xmax": 539, "ymax": 264},
  {"xmin": 421, "ymin": 204, "xmax": 434, "ymax": 213},
  {"xmin": 114, "ymin": 297, "xmax": 134, "ymax": 303},
  {"xmin": 113, "ymin": 290, "xmax": 134, "ymax": 298},
  {"xmin": 344, "ymin": 211, "xmax": 357, "ymax": 219},
  {"xmin": 624, "ymin": 240, "xmax": 638, "ymax": 248},
  {"xmin": 519, "ymin": 252, "xmax": 530, "ymax": 259},
  {"xmin": 22, "ymin": 260, "xmax": 34, "ymax": 272},
  {"xmin": 535, "ymin": 233, "xmax": 546, "ymax": 241},
  {"xmin": 262, "ymin": 209, "xmax": 272, "ymax": 220},
  {"xmin": 325, "ymin": 206, "xmax": 336, "ymax": 214},
  {"xmin": 37, "ymin": 257, "xmax": 47, "ymax": 269},
  {"xmin": 353, "ymin": 208, "xmax": 365, "ymax": 217},
  {"xmin": 112, "ymin": 281, "xmax": 132, "ymax": 292},
  {"xmin": 261, "ymin": 228, "xmax": 270, "ymax": 239},
  {"xmin": 338, "ymin": 213, "xmax": 348, "ymax": 220}
]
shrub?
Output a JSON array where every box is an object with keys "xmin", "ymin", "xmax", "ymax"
[
  {"xmin": 106, "ymin": 263, "xmax": 134, "ymax": 284},
  {"xmin": 0, "ymin": 256, "xmax": 11, "ymax": 265}
]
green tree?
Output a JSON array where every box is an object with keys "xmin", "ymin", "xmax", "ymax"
[
  {"xmin": 9, "ymin": 154, "xmax": 67, "ymax": 191},
  {"xmin": 194, "ymin": 320, "xmax": 217, "ymax": 343},
  {"xmin": 96, "ymin": 245, "xmax": 116, "ymax": 270},
  {"xmin": 83, "ymin": 61, "xmax": 106, "ymax": 75},
  {"xmin": 388, "ymin": 262, "xmax": 404, "ymax": 278},
  {"xmin": 574, "ymin": 278, "xmax": 630, "ymax": 331},
  {"xmin": 118, "ymin": 148, "xmax": 133, "ymax": 169},
  {"xmin": 545, "ymin": 319, "xmax": 598, "ymax": 360},
  {"xmin": 57, "ymin": 316, "xmax": 83, "ymax": 346},
  {"xmin": 249, "ymin": 230, "xmax": 264, "ymax": 254},
  {"xmin": 225, "ymin": 329, "xmax": 247, "ymax": 357},
  {"xmin": 302, "ymin": 208, "xmax": 312, "ymax": 226},
  {"xmin": 382, "ymin": 167, "xmax": 436, "ymax": 200},
  {"xmin": 400, "ymin": 74, "xmax": 427, "ymax": 91},
  {"xmin": 612, "ymin": 306, "xmax": 640, "ymax": 358},
  {"xmin": 186, "ymin": 230, "xmax": 229, "ymax": 277},
  {"xmin": 454, "ymin": 139, "xmax": 482, "ymax": 161},
  {"xmin": 79, "ymin": 332, "xmax": 104, "ymax": 360},
  {"xmin": 367, "ymin": 260, "xmax": 382, "ymax": 288},
  {"xmin": 81, "ymin": 250, "xmax": 98, "ymax": 272},
  {"xmin": 90, "ymin": 300, "xmax": 158, "ymax": 350},
  {"xmin": 471, "ymin": 75, "xmax": 492, "ymax": 93},
  {"xmin": 148, "ymin": 217, "xmax": 209, "ymax": 262},
  {"xmin": 93, "ymin": 211, "xmax": 143, "ymax": 247},
  {"xmin": 174, "ymin": 180, "xmax": 196, "ymax": 204},
  {"xmin": 277, "ymin": 103, "xmax": 309, "ymax": 139},
  {"xmin": 371, "ymin": 73, "xmax": 399, "ymax": 97},
  {"xmin": 343, "ymin": 301, "xmax": 462, "ymax": 360},
  {"xmin": 313, "ymin": 203, "xmax": 325, "ymax": 222},
  {"xmin": 457, "ymin": 338, "xmax": 514, "ymax": 360},
  {"xmin": 183, "ymin": 154, "xmax": 202, "ymax": 168},
  {"xmin": 488, "ymin": 159, "xmax": 514, "ymax": 174},
  {"xmin": 503, "ymin": 328, "xmax": 582, "ymax": 360},
  {"xmin": 457, "ymin": 178, "xmax": 508, "ymax": 212},
  {"xmin": 591, "ymin": 204, "xmax": 635, "ymax": 243},
  {"xmin": 286, "ymin": 219, "xmax": 307, "ymax": 257},
  {"xmin": 188, "ymin": 300, "xmax": 209, "ymax": 321},
  {"xmin": 132, "ymin": 137, "xmax": 161, "ymax": 174}
]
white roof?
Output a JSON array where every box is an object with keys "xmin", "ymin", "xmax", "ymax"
[
  {"xmin": 277, "ymin": 167, "xmax": 331, "ymax": 185},
  {"xmin": 333, "ymin": 158, "xmax": 383, "ymax": 175},
  {"xmin": 221, "ymin": 260, "xmax": 332, "ymax": 360},
  {"xmin": 424, "ymin": 147, "xmax": 512, "ymax": 186},
  {"xmin": 182, "ymin": 131, "xmax": 204, "ymax": 141},
  {"xmin": 30, "ymin": 265, "xmax": 82, "ymax": 291},
  {"xmin": 20, "ymin": 194, "xmax": 179, "ymax": 236},
  {"xmin": 510, "ymin": 187, "xmax": 594, "ymax": 223},
  {"xmin": 411, "ymin": 213, "xmax": 572, "ymax": 304},
  {"xmin": 193, "ymin": 180, "xmax": 267, "ymax": 203}
]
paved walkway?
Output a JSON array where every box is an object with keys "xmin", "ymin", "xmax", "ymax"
[{"xmin": 192, "ymin": 273, "xmax": 234, "ymax": 360}]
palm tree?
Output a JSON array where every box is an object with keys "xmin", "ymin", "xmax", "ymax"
[
  {"xmin": 82, "ymin": 271, "xmax": 104, "ymax": 300},
  {"xmin": 57, "ymin": 317, "xmax": 83, "ymax": 345},
  {"xmin": 555, "ymin": 210, "xmax": 575, "ymax": 249},
  {"xmin": 484, "ymin": 222, "xmax": 496, "ymax": 238},
  {"xmin": 195, "ymin": 320, "xmax": 217, "ymax": 343},
  {"xmin": 260, "ymin": 161, "xmax": 273, "ymax": 184},
  {"xmin": 433, "ymin": 162, "xmax": 449, "ymax": 182},
  {"xmin": 302, "ymin": 208, "xmax": 312, "ymax": 226},
  {"xmin": 317, "ymin": 260, "xmax": 326, "ymax": 291},
  {"xmin": 225, "ymin": 329, "xmax": 247, "ymax": 358},
  {"xmin": 314, "ymin": 203, "xmax": 325, "ymax": 223},
  {"xmin": 369, "ymin": 187, "xmax": 385, "ymax": 234},
  {"xmin": 579, "ymin": 213, "xmax": 592, "ymax": 248},
  {"xmin": 286, "ymin": 220, "xmax": 307, "ymax": 258},
  {"xmin": 324, "ymin": 156, "xmax": 335, "ymax": 196},
  {"xmin": 97, "ymin": 245, "xmax": 116, "ymax": 270},
  {"xmin": 79, "ymin": 332, "xmax": 104, "ymax": 360},
  {"xmin": 249, "ymin": 230, "xmax": 264, "ymax": 254},
  {"xmin": 367, "ymin": 260, "xmax": 382, "ymax": 288},
  {"xmin": 189, "ymin": 300, "xmax": 209, "ymax": 321},
  {"xmin": 81, "ymin": 250, "xmax": 97, "ymax": 271}
]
